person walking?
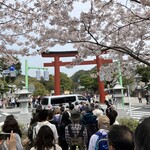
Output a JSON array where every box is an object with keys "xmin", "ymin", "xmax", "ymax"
[
  {"xmin": 65, "ymin": 110, "xmax": 87, "ymax": 150},
  {"xmin": 145, "ymin": 90, "xmax": 149, "ymax": 104},
  {"xmin": 88, "ymin": 115, "xmax": 110, "ymax": 150},
  {"xmin": 31, "ymin": 125, "xmax": 62, "ymax": 150},
  {"xmin": 138, "ymin": 92, "xmax": 142, "ymax": 103},
  {"xmin": 59, "ymin": 111, "xmax": 71, "ymax": 150},
  {"xmin": 32, "ymin": 109, "xmax": 58, "ymax": 143}
]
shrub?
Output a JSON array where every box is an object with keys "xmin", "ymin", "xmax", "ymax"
[{"xmin": 118, "ymin": 117, "xmax": 139, "ymax": 132}]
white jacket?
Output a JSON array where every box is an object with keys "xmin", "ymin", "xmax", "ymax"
[{"xmin": 33, "ymin": 121, "xmax": 58, "ymax": 143}]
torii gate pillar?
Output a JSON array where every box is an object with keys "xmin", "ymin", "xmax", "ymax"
[
  {"xmin": 42, "ymin": 51, "xmax": 112, "ymax": 103},
  {"xmin": 54, "ymin": 56, "xmax": 60, "ymax": 96},
  {"xmin": 96, "ymin": 56, "xmax": 105, "ymax": 103}
]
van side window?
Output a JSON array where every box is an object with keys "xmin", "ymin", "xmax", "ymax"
[
  {"xmin": 41, "ymin": 98, "xmax": 49, "ymax": 105},
  {"xmin": 78, "ymin": 96, "xmax": 87, "ymax": 101},
  {"xmin": 51, "ymin": 97, "xmax": 64, "ymax": 104},
  {"xmin": 64, "ymin": 96, "xmax": 76, "ymax": 103},
  {"xmin": 51, "ymin": 96, "xmax": 76, "ymax": 105}
]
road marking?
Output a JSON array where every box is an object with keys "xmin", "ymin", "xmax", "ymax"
[
  {"xmin": 125, "ymin": 107, "xmax": 142, "ymax": 111},
  {"xmin": 2, "ymin": 113, "xmax": 10, "ymax": 116},
  {"xmin": 127, "ymin": 111, "xmax": 150, "ymax": 120}
]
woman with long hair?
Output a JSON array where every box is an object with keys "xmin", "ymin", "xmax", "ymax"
[
  {"xmin": 31, "ymin": 125, "xmax": 62, "ymax": 150},
  {"xmin": 1, "ymin": 115, "xmax": 23, "ymax": 150},
  {"xmin": 2, "ymin": 115, "xmax": 22, "ymax": 138}
]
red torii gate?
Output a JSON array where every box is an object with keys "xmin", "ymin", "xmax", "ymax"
[{"xmin": 41, "ymin": 51, "xmax": 112, "ymax": 103}]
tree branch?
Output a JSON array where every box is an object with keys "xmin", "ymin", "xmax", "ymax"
[{"xmin": 130, "ymin": 0, "xmax": 141, "ymax": 4}]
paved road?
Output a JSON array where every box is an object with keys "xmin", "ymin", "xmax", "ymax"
[{"xmin": 125, "ymin": 105, "xmax": 150, "ymax": 120}]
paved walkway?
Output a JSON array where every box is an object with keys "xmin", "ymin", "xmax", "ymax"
[{"xmin": 124, "ymin": 96, "xmax": 148, "ymax": 106}]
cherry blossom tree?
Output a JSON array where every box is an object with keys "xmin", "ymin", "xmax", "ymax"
[
  {"xmin": 131, "ymin": 0, "xmax": 150, "ymax": 6},
  {"xmin": 0, "ymin": 0, "xmax": 149, "ymax": 66}
]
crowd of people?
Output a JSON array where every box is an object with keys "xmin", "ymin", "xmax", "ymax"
[
  {"xmin": 0, "ymin": 97, "xmax": 20, "ymax": 109},
  {"xmin": 0, "ymin": 100, "xmax": 150, "ymax": 150}
]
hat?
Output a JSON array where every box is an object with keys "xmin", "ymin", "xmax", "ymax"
[
  {"xmin": 70, "ymin": 110, "xmax": 81, "ymax": 122},
  {"xmin": 98, "ymin": 115, "xmax": 110, "ymax": 129}
]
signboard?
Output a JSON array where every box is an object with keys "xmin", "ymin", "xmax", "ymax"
[
  {"xmin": 44, "ymin": 70, "xmax": 49, "ymax": 81},
  {"xmin": 36, "ymin": 70, "xmax": 41, "ymax": 80},
  {"xmin": 9, "ymin": 65, "xmax": 15, "ymax": 71}
]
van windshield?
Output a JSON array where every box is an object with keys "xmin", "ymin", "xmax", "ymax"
[
  {"xmin": 51, "ymin": 96, "xmax": 76, "ymax": 105},
  {"xmin": 78, "ymin": 95, "xmax": 87, "ymax": 101}
]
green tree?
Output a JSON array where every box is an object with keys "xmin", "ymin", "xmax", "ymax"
[
  {"xmin": 0, "ymin": 80, "xmax": 9, "ymax": 98},
  {"xmin": 32, "ymin": 81, "xmax": 49, "ymax": 96},
  {"xmin": 40, "ymin": 75, "xmax": 54, "ymax": 93},
  {"xmin": 71, "ymin": 68, "xmax": 98, "ymax": 92},
  {"xmin": 40, "ymin": 73, "xmax": 73, "ymax": 94},
  {"xmin": 136, "ymin": 65, "xmax": 150, "ymax": 84},
  {"xmin": 80, "ymin": 73, "xmax": 96, "ymax": 91},
  {"xmin": 60, "ymin": 72, "xmax": 73, "ymax": 93},
  {"xmin": 14, "ymin": 75, "xmax": 49, "ymax": 96},
  {"xmin": 71, "ymin": 70, "xmax": 86, "ymax": 82}
]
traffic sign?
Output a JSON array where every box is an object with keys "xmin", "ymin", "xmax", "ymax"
[{"xmin": 44, "ymin": 70, "xmax": 49, "ymax": 81}]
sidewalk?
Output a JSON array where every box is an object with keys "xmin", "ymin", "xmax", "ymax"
[
  {"xmin": 0, "ymin": 107, "xmax": 32, "ymax": 113},
  {"xmin": 124, "ymin": 96, "xmax": 148, "ymax": 106},
  {"xmin": 0, "ymin": 107, "xmax": 33, "ymax": 129}
]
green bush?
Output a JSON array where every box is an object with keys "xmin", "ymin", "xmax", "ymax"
[{"xmin": 118, "ymin": 117, "xmax": 139, "ymax": 132}]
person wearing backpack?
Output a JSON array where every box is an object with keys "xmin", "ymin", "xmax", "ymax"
[
  {"xmin": 80, "ymin": 106, "xmax": 98, "ymax": 148},
  {"xmin": 32, "ymin": 109, "xmax": 58, "ymax": 143},
  {"xmin": 65, "ymin": 110, "xmax": 88, "ymax": 150},
  {"xmin": 88, "ymin": 115, "xmax": 110, "ymax": 150}
]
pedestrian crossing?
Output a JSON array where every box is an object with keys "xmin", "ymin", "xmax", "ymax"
[{"xmin": 125, "ymin": 106, "xmax": 150, "ymax": 120}]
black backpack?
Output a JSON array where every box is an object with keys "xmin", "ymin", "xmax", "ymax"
[{"xmin": 68, "ymin": 125, "xmax": 85, "ymax": 150}]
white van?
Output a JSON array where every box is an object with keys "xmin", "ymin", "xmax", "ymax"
[{"xmin": 41, "ymin": 94, "xmax": 88, "ymax": 109}]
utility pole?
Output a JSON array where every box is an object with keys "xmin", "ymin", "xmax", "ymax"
[{"xmin": 117, "ymin": 61, "xmax": 124, "ymax": 109}]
